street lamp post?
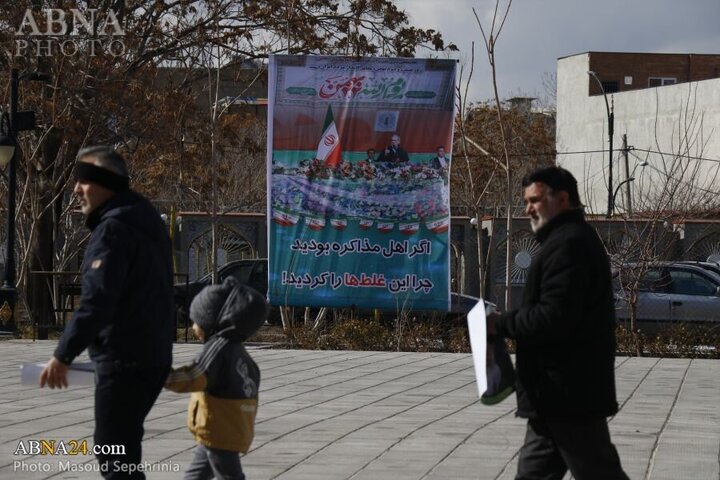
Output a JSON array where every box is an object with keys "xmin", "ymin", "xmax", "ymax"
[
  {"xmin": 613, "ymin": 159, "xmax": 648, "ymax": 216},
  {"xmin": 612, "ymin": 177, "xmax": 635, "ymax": 212},
  {"xmin": 588, "ymin": 71, "xmax": 614, "ymax": 218},
  {"xmin": 0, "ymin": 69, "xmax": 19, "ymax": 334},
  {"xmin": 0, "ymin": 68, "xmax": 43, "ymax": 335}
]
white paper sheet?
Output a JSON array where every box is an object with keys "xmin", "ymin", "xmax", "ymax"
[
  {"xmin": 467, "ymin": 300, "xmax": 487, "ymax": 397},
  {"xmin": 21, "ymin": 362, "xmax": 96, "ymax": 386}
]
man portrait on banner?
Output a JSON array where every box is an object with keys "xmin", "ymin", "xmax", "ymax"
[
  {"xmin": 430, "ymin": 145, "xmax": 450, "ymax": 171},
  {"xmin": 358, "ymin": 149, "xmax": 378, "ymax": 180},
  {"xmin": 377, "ymin": 133, "xmax": 409, "ymax": 166}
]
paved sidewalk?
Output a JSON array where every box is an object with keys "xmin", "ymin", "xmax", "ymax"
[{"xmin": 0, "ymin": 341, "xmax": 718, "ymax": 479}]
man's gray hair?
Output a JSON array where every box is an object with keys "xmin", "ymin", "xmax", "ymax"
[{"xmin": 77, "ymin": 145, "xmax": 129, "ymax": 178}]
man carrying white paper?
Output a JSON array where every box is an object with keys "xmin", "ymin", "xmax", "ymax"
[
  {"xmin": 486, "ymin": 167, "xmax": 629, "ymax": 480},
  {"xmin": 39, "ymin": 146, "xmax": 174, "ymax": 479},
  {"xmin": 467, "ymin": 301, "xmax": 515, "ymax": 405},
  {"xmin": 481, "ymin": 303, "xmax": 516, "ymax": 406}
]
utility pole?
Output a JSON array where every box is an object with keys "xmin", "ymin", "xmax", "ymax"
[
  {"xmin": 622, "ymin": 134, "xmax": 632, "ymax": 215},
  {"xmin": 607, "ymin": 97, "xmax": 614, "ymax": 217}
]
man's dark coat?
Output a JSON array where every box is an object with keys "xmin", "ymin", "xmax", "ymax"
[
  {"xmin": 496, "ymin": 209, "xmax": 619, "ymax": 418},
  {"xmin": 55, "ymin": 190, "xmax": 174, "ymax": 367}
]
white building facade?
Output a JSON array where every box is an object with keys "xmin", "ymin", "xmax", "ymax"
[{"xmin": 556, "ymin": 52, "xmax": 720, "ymax": 216}]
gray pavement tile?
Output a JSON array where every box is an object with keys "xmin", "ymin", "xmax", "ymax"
[{"xmin": 0, "ymin": 341, "xmax": 718, "ymax": 479}]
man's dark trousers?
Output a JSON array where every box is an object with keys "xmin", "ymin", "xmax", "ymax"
[
  {"xmin": 94, "ymin": 363, "xmax": 169, "ymax": 479},
  {"xmin": 516, "ymin": 417, "xmax": 630, "ymax": 480}
]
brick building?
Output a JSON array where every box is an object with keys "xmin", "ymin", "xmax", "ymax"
[
  {"xmin": 556, "ymin": 51, "xmax": 720, "ymax": 218},
  {"xmin": 584, "ymin": 52, "xmax": 720, "ymax": 94}
]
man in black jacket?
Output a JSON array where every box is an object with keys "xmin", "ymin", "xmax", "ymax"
[
  {"xmin": 429, "ymin": 145, "xmax": 449, "ymax": 170},
  {"xmin": 377, "ymin": 133, "xmax": 409, "ymax": 165},
  {"xmin": 488, "ymin": 166, "xmax": 629, "ymax": 480},
  {"xmin": 40, "ymin": 146, "xmax": 174, "ymax": 479}
]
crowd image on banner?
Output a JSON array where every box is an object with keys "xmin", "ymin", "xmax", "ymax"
[{"xmin": 267, "ymin": 55, "xmax": 456, "ymax": 311}]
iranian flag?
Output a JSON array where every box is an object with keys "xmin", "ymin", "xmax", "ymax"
[
  {"xmin": 272, "ymin": 209, "xmax": 300, "ymax": 227},
  {"xmin": 399, "ymin": 222, "xmax": 420, "ymax": 235},
  {"xmin": 426, "ymin": 216, "xmax": 450, "ymax": 234},
  {"xmin": 316, "ymin": 105, "xmax": 342, "ymax": 168}
]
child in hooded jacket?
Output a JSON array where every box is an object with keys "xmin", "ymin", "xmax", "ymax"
[{"xmin": 165, "ymin": 277, "xmax": 268, "ymax": 480}]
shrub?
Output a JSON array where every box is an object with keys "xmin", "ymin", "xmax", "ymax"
[
  {"xmin": 284, "ymin": 315, "xmax": 473, "ymax": 353},
  {"xmin": 616, "ymin": 323, "xmax": 719, "ymax": 358}
]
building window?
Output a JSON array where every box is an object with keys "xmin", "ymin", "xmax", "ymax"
[
  {"xmin": 601, "ymin": 81, "xmax": 618, "ymax": 93},
  {"xmin": 648, "ymin": 77, "xmax": 677, "ymax": 87}
]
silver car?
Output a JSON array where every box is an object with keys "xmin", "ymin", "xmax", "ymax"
[{"xmin": 614, "ymin": 262, "xmax": 720, "ymax": 325}]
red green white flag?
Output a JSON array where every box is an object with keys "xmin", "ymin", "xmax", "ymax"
[{"xmin": 316, "ymin": 105, "xmax": 342, "ymax": 168}]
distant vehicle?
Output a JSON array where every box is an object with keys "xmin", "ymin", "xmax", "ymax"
[
  {"xmin": 174, "ymin": 259, "xmax": 487, "ymax": 325},
  {"xmin": 175, "ymin": 259, "xmax": 272, "ymax": 324},
  {"xmin": 675, "ymin": 260, "xmax": 720, "ymax": 277},
  {"xmin": 613, "ymin": 262, "xmax": 720, "ymax": 328}
]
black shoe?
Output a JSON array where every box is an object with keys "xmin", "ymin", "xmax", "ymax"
[{"xmin": 481, "ymin": 335, "xmax": 516, "ymax": 405}]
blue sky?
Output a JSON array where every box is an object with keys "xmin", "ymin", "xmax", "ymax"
[{"xmin": 397, "ymin": 0, "xmax": 720, "ymax": 104}]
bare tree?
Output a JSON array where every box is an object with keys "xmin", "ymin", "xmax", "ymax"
[
  {"xmin": 471, "ymin": 1, "xmax": 515, "ymax": 310},
  {"xmin": 608, "ymin": 83, "xmax": 720, "ymax": 353},
  {"xmin": 0, "ymin": 0, "xmax": 452, "ymax": 333},
  {"xmin": 452, "ymin": 1, "xmax": 554, "ymax": 307}
]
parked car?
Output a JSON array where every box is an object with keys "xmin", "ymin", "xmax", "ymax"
[
  {"xmin": 174, "ymin": 259, "xmax": 271, "ymax": 324},
  {"xmin": 675, "ymin": 260, "xmax": 720, "ymax": 277},
  {"xmin": 613, "ymin": 262, "xmax": 720, "ymax": 328},
  {"xmin": 174, "ymin": 258, "xmax": 489, "ymax": 325}
]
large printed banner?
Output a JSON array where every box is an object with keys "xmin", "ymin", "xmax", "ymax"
[{"xmin": 267, "ymin": 55, "xmax": 456, "ymax": 311}]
